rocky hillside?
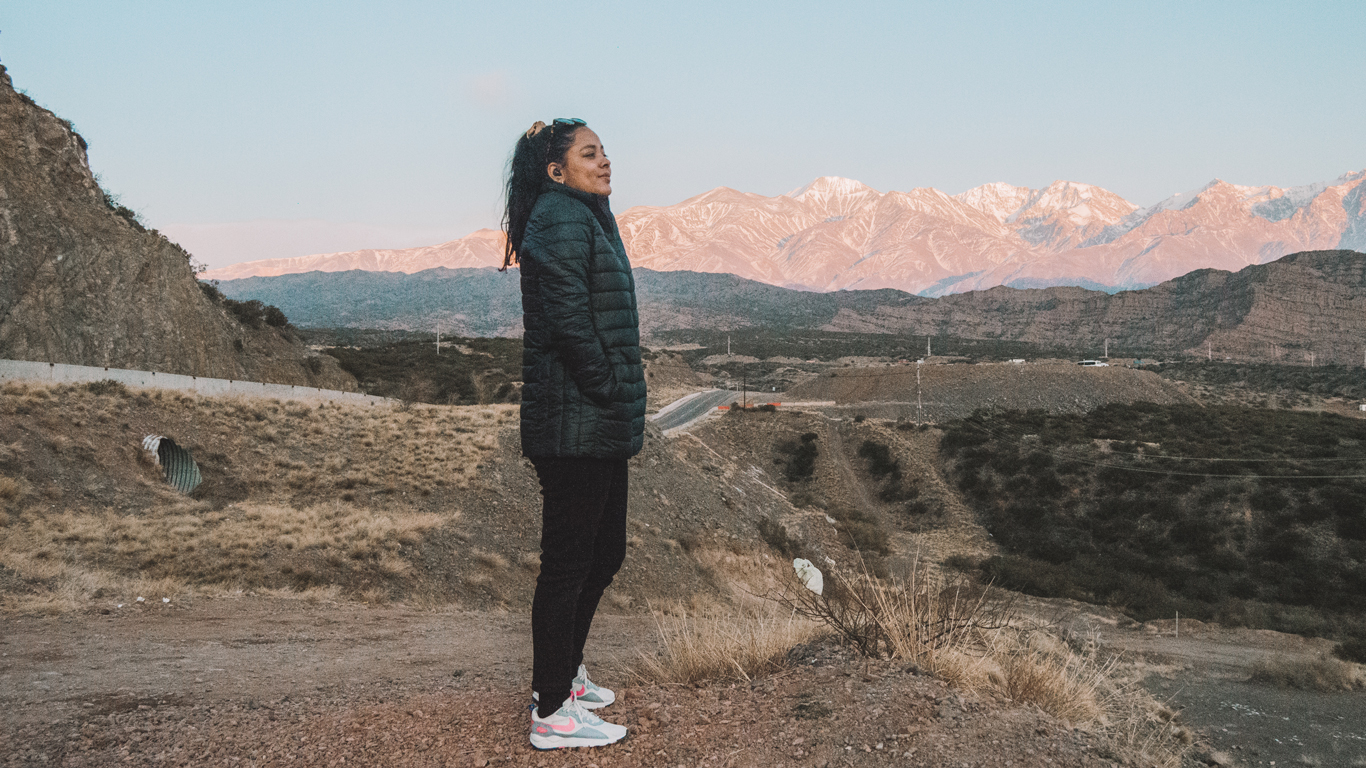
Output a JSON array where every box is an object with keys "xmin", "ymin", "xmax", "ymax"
[
  {"xmin": 215, "ymin": 267, "xmax": 912, "ymax": 338},
  {"xmin": 0, "ymin": 65, "xmax": 352, "ymax": 388},
  {"xmin": 826, "ymin": 249, "xmax": 1366, "ymax": 364}
]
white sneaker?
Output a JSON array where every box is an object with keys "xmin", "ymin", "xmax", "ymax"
[
  {"xmin": 572, "ymin": 664, "xmax": 616, "ymax": 709},
  {"xmin": 529, "ymin": 695, "xmax": 627, "ymax": 750},
  {"xmin": 531, "ymin": 664, "xmax": 616, "ymax": 710}
]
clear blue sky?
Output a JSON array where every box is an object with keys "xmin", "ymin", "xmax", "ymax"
[{"xmin": 3, "ymin": 1, "xmax": 1363, "ymax": 268}]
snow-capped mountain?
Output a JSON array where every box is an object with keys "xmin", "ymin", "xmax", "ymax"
[
  {"xmin": 203, "ymin": 171, "xmax": 1366, "ymax": 296},
  {"xmin": 202, "ymin": 228, "xmax": 505, "ymax": 281}
]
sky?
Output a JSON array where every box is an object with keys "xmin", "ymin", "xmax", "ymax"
[{"xmin": 3, "ymin": 1, "xmax": 1364, "ymax": 269}]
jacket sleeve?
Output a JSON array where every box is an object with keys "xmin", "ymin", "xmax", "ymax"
[{"xmin": 536, "ymin": 219, "xmax": 617, "ymax": 404}]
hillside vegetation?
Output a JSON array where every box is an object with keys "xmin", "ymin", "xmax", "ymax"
[
  {"xmin": 939, "ymin": 403, "xmax": 1366, "ymax": 641},
  {"xmin": 216, "ymin": 251, "xmax": 1366, "ymax": 366},
  {"xmin": 314, "ymin": 334, "xmax": 522, "ymax": 405}
]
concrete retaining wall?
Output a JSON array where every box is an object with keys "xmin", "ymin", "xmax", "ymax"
[{"xmin": 0, "ymin": 359, "xmax": 391, "ymax": 406}]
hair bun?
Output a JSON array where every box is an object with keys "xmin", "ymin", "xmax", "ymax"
[{"xmin": 524, "ymin": 121, "xmax": 547, "ymax": 139}]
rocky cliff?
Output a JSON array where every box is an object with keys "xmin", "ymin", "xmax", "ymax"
[
  {"xmin": 824, "ymin": 250, "xmax": 1366, "ymax": 363},
  {"xmin": 0, "ymin": 65, "xmax": 353, "ymax": 388}
]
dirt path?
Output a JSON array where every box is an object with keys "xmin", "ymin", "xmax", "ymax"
[
  {"xmin": 0, "ymin": 598, "xmax": 652, "ymax": 731},
  {"xmin": 2, "ymin": 599, "xmax": 1118, "ymax": 768},
  {"xmin": 824, "ymin": 422, "xmax": 878, "ymax": 519}
]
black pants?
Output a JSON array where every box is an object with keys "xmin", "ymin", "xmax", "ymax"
[{"xmin": 530, "ymin": 457, "xmax": 628, "ymax": 716}]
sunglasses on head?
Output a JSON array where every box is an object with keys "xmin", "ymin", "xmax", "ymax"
[{"xmin": 553, "ymin": 117, "xmax": 586, "ymax": 129}]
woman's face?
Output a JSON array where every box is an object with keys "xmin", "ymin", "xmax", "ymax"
[{"xmin": 549, "ymin": 128, "xmax": 611, "ymax": 196}]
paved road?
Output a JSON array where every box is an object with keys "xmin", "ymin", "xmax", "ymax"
[{"xmin": 650, "ymin": 389, "xmax": 740, "ymax": 431}]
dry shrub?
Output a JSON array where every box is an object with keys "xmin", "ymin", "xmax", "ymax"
[
  {"xmin": 776, "ymin": 558, "xmax": 1194, "ymax": 765},
  {"xmin": 997, "ymin": 647, "xmax": 1107, "ymax": 724},
  {"xmin": 779, "ymin": 555, "xmax": 1013, "ymax": 660},
  {"xmin": 634, "ymin": 605, "xmax": 819, "ymax": 684},
  {"xmin": 474, "ymin": 551, "xmax": 509, "ymax": 570},
  {"xmin": 0, "ymin": 475, "xmax": 26, "ymax": 501},
  {"xmin": 0, "ymin": 440, "xmax": 25, "ymax": 465},
  {"xmin": 1249, "ymin": 654, "xmax": 1365, "ymax": 691}
]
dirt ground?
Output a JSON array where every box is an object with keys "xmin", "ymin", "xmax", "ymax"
[
  {"xmin": 0, "ymin": 597, "xmax": 1135, "ymax": 768},
  {"xmin": 4, "ymin": 596, "xmax": 1363, "ymax": 768},
  {"xmin": 1055, "ymin": 606, "xmax": 1366, "ymax": 767}
]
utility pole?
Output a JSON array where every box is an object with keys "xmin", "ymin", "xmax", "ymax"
[
  {"xmin": 1104, "ymin": 338, "xmax": 1109, "ymax": 359},
  {"xmin": 926, "ymin": 336, "xmax": 931, "ymax": 358},
  {"xmin": 916, "ymin": 360, "xmax": 923, "ymax": 426},
  {"xmin": 727, "ymin": 335, "xmax": 731, "ymax": 357},
  {"xmin": 742, "ymin": 365, "xmax": 747, "ymax": 409},
  {"xmin": 1207, "ymin": 341, "xmax": 1212, "ymax": 362},
  {"xmin": 436, "ymin": 322, "xmax": 440, "ymax": 355}
]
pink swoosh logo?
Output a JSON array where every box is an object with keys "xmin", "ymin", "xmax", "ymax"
[
  {"xmin": 575, "ymin": 686, "xmax": 587, "ymax": 697},
  {"xmin": 551, "ymin": 721, "xmax": 578, "ymax": 733}
]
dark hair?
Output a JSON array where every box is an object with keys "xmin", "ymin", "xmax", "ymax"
[{"xmin": 501, "ymin": 121, "xmax": 583, "ymax": 270}]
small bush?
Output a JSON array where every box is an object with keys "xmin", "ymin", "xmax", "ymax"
[
  {"xmin": 858, "ymin": 440, "xmax": 900, "ymax": 478},
  {"xmin": 1249, "ymin": 655, "xmax": 1363, "ymax": 691},
  {"xmin": 198, "ymin": 280, "xmax": 225, "ymax": 303},
  {"xmin": 779, "ymin": 433, "xmax": 819, "ymax": 481},
  {"xmin": 83, "ymin": 380, "xmax": 128, "ymax": 397},
  {"xmin": 264, "ymin": 305, "xmax": 289, "ymax": 328},
  {"xmin": 757, "ymin": 518, "xmax": 804, "ymax": 560},
  {"xmin": 0, "ymin": 476, "xmax": 26, "ymax": 501},
  {"xmin": 1334, "ymin": 637, "xmax": 1366, "ymax": 664},
  {"xmin": 829, "ymin": 507, "xmax": 891, "ymax": 556}
]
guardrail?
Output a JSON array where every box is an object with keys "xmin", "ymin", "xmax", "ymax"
[{"xmin": 0, "ymin": 359, "xmax": 391, "ymax": 406}]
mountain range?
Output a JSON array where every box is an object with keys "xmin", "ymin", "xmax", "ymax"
[
  {"xmin": 216, "ymin": 250, "xmax": 1366, "ymax": 365},
  {"xmin": 204, "ymin": 171, "xmax": 1366, "ymax": 296}
]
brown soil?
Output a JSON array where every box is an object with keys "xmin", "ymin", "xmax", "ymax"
[{"xmin": 1, "ymin": 598, "xmax": 1123, "ymax": 768}]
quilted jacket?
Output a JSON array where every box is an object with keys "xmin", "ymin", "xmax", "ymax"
[{"xmin": 518, "ymin": 180, "xmax": 646, "ymax": 458}]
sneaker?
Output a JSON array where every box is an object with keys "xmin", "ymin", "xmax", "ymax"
[
  {"xmin": 531, "ymin": 665, "xmax": 616, "ymax": 711},
  {"xmin": 572, "ymin": 664, "xmax": 616, "ymax": 709},
  {"xmin": 528, "ymin": 695, "xmax": 627, "ymax": 750}
]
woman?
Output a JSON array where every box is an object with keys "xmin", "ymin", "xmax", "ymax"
[{"xmin": 501, "ymin": 118, "xmax": 646, "ymax": 750}]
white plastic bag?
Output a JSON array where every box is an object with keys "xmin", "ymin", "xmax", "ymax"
[{"xmin": 792, "ymin": 558, "xmax": 823, "ymax": 596}]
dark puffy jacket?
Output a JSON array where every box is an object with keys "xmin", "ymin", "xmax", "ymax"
[{"xmin": 518, "ymin": 180, "xmax": 646, "ymax": 458}]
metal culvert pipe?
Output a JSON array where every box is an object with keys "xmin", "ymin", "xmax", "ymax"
[{"xmin": 141, "ymin": 435, "xmax": 202, "ymax": 494}]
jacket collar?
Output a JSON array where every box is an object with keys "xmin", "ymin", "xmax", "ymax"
[
  {"xmin": 542, "ymin": 178, "xmax": 610, "ymax": 208},
  {"xmin": 541, "ymin": 179, "xmax": 615, "ymax": 228}
]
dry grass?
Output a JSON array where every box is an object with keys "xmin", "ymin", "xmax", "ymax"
[
  {"xmin": 1249, "ymin": 654, "xmax": 1366, "ymax": 691},
  {"xmin": 995, "ymin": 644, "xmax": 1109, "ymax": 724},
  {"xmin": 771, "ymin": 558, "xmax": 1193, "ymax": 765},
  {"xmin": 1, "ymin": 382, "xmax": 517, "ymax": 497},
  {"xmin": 0, "ymin": 500, "xmax": 448, "ymax": 608},
  {"xmin": 633, "ymin": 604, "xmax": 819, "ymax": 684},
  {"xmin": 0, "ymin": 382, "xmax": 522, "ymax": 611},
  {"xmin": 0, "ymin": 475, "xmax": 25, "ymax": 501},
  {"xmin": 473, "ymin": 551, "xmax": 509, "ymax": 570}
]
